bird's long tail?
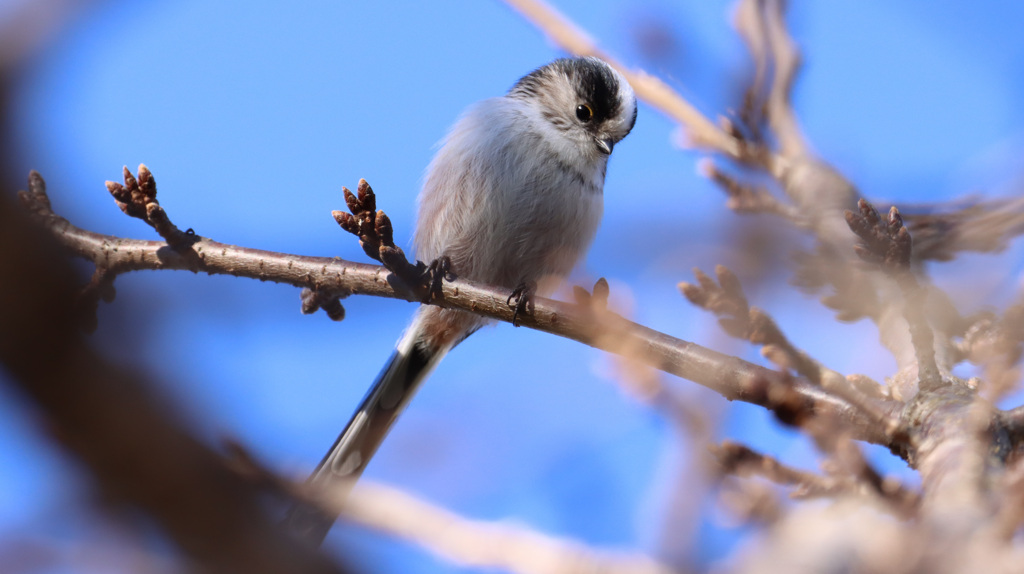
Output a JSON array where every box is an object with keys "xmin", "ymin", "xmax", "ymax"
[{"xmin": 284, "ymin": 324, "xmax": 448, "ymax": 545}]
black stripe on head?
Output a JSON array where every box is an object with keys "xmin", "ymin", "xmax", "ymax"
[
  {"xmin": 564, "ymin": 58, "xmax": 622, "ymax": 124},
  {"xmin": 510, "ymin": 58, "xmax": 624, "ymax": 124}
]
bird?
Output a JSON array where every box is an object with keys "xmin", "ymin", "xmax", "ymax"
[{"xmin": 286, "ymin": 57, "xmax": 637, "ymax": 544}]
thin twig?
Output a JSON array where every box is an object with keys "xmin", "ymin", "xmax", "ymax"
[
  {"xmin": 825, "ymin": 432, "xmax": 920, "ymax": 517},
  {"xmin": 106, "ymin": 165, "xmax": 194, "ymax": 248},
  {"xmin": 760, "ymin": 0, "xmax": 807, "ymax": 158},
  {"xmin": 846, "ymin": 199, "xmax": 943, "ymax": 391},
  {"xmin": 733, "ymin": 0, "xmax": 770, "ymax": 136},
  {"xmin": 698, "ymin": 159, "xmax": 802, "ymax": 221},
  {"xmin": 903, "ymin": 195, "xmax": 1024, "ymax": 262},
  {"xmin": 679, "ymin": 264, "xmax": 901, "ymax": 438},
  {"xmin": 711, "ymin": 440, "xmax": 846, "ymax": 498}
]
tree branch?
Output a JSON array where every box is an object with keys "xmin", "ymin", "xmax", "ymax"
[
  {"xmin": 680, "ymin": 264, "xmax": 901, "ymax": 439},
  {"xmin": 19, "ymin": 170, "xmax": 897, "ymax": 449}
]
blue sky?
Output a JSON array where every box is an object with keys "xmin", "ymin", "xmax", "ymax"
[{"xmin": 4, "ymin": 1, "xmax": 1024, "ymax": 572}]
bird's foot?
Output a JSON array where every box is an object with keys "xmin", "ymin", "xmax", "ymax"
[
  {"xmin": 506, "ymin": 281, "xmax": 537, "ymax": 327},
  {"xmin": 421, "ymin": 256, "xmax": 453, "ymax": 303}
]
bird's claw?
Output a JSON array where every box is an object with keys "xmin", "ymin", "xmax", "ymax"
[
  {"xmin": 422, "ymin": 256, "xmax": 453, "ymax": 302},
  {"xmin": 507, "ymin": 281, "xmax": 536, "ymax": 327}
]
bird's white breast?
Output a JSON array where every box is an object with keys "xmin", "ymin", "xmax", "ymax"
[{"xmin": 415, "ymin": 96, "xmax": 605, "ymax": 294}]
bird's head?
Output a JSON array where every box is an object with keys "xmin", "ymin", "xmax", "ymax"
[{"xmin": 509, "ymin": 57, "xmax": 637, "ymax": 159}]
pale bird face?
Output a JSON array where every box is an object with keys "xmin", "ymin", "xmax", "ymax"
[{"xmin": 509, "ymin": 57, "xmax": 637, "ymax": 159}]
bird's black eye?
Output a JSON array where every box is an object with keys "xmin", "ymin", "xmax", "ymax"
[{"xmin": 575, "ymin": 104, "xmax": 593, "ymax": 123}]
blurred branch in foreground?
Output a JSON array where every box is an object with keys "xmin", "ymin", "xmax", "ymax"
[
  {"xmin": 227, "ymin": 441, "xmax": 674, "ymax": 574},
  {"xmin": 0, "ymin": 189, "xmax": 351, "ymax": 573},
  {"xmin": 0, "ymin": 3, "xmax": 353, "ymax": 573}
]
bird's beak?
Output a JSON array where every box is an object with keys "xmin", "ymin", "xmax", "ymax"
[{"xmin": 595, "ymin": 137, "xmax": 614, "ymax": 155}]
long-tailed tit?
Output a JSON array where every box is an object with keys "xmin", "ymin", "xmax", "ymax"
[{"xmin": 287, "ymin": 57, "xmax": 637, "ymax": 543}]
